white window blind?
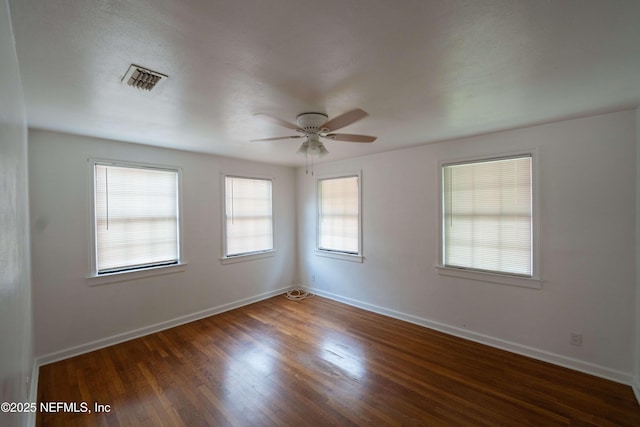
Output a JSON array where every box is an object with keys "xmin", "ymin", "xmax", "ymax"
[
  {"xmin": 442, "ymin": 155, "xmax": 532, "ymax": 277},
  {"xmin": 318, "ymin": 176, "xmax": 360, "ymax": 254},
  {"xmin": 225, "ymin": 176, "xmax": 273, "ymax": 257},
  {"xmin": 94, "ymin": 164, "xmax": 179, "ymax": 274}
]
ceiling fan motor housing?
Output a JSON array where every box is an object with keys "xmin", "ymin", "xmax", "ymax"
[{"xmin": 296, "ymin": 112, "xmax": 328, "ymax": 132}]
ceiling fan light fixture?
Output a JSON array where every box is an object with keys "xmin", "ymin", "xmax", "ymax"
[
  {"xmin": 318, "ymin": 143, "xmax": 329, "ymax": 157},
  {"xmin": 296, "ymin": 139, "xmax": 329, "ymax": 158},
  {"xmin": 296, "ymin": 141, "xmax": 309, "ymax": 157},
  {"xmin": 307, "ymin": 145, "xmax": 320, "ymax": 156}
]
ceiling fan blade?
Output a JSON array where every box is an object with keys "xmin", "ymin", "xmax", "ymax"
[
  {"xmin": 253, "ymin": 113, "xmax": 300, "ymax": 131},
  {"xmin": 321, "ymin": 109, "xmax": 369, "ymax": 132},
  {"xmin": 324, "ymin": 133, "xmax": 377, "ymax": 143},
  {"xmin": 249, "ymin": 135, "xmax": 303, "ymax": 142}
]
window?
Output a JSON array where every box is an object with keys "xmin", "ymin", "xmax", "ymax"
[
  {"xmin": 93, "ymin": 162, "xmax": 180, "ymax": 275},
  {"xmin": 442, "ymin": 155, "xmax": 533, "ymax": 277},
  {"xmin": 224, "ymin": 176, "xmax": 273, "ymax": 258},
  {"xmin": 318, "ymin": 174, "xmax": 361, "ymax": 257}
]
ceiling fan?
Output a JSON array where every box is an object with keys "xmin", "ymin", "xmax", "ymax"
[{"xmin": 251, "ymin": 109, "xmax": 377, "ymax": 158}]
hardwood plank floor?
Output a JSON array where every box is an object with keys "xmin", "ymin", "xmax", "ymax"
[{"xmin": 37, "ymin": 295, "xmax": 640, "ymax": 426}]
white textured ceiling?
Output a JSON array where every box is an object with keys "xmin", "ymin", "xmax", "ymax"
[{"xmin": 9, "ymin": 0, "xmax": 640, "ymax": 166}]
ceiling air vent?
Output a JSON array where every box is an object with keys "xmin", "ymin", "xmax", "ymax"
[{"xmin": 122, "ymin": 64, "xmax": 167, "ymax": 91}]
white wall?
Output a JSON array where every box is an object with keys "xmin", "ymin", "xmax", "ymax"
[
  {"xmin": 298, "ymin": 110, "xmax": 637, "ymax": 381},
  {"xmin": 0, "ymin": 1, "xmax": 34, "ymax": 426},
  {"xmin": 29, "ymin": 129, "xmax": 297, "ymax": 360}
]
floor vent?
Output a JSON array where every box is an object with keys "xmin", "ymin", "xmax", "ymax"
[{"xmin": 122, "ymin": 64, "xmax": 167, "ymax": 91}]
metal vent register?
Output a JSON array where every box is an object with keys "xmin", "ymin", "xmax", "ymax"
[{"xmin": 122, "ymin": 64, "xmax": 167, "ymax": 91}]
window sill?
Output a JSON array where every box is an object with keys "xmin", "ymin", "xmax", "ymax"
[
  {"xmin": 435, "ymin": 265, "xmax": 542, "ymax": 289},
  {"xmin": 316, "ymin": 250, "xmax": 363, "ymax": 263},
  {"xmin": 221, "ymin": 250, "xmax": 276, "ymax": 264},
  {"xmin": 87, "ymin": 262, "xmax": 187, "ymax": 286}
]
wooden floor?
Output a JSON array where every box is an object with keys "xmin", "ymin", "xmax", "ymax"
[{"xmin": 38, "ymin": 295, "xmax": 640, "ymax": 426}]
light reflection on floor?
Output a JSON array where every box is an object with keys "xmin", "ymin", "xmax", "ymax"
[
  {"xmin": 233, "ymin": 345, "xmax": 275, "ymax": 377},
  {"xmin": 319, "ymin": 335, "xmax": 366, "ymax": 380},
  {"xmin": 222, "ymin": 343, "xmax": 280, "ymax": 421}
]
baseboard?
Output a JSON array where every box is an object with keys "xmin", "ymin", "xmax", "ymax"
[
  {"xmin": 36, "ymin": 286, "xmax": 293, "ymax": 367},
  {"xmin": 305, "ymin": 286, "xmax": 633, "ymax": 386}
]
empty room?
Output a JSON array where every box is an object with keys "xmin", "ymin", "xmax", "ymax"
[{"xmin": 2, "ymin": 0, "xmax": 640, "ymax": 425}]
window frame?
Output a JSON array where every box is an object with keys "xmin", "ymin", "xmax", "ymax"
[
  {"xmin": 316, "ymin": 171, "xmax": 363, "ymax": 263},
  {"xmin": 221, "ymin": 174, "xmax": 276, "ymax": 264},
  {"xmin": 437, "ymin": 151, "xmax": 541, "ymax": 289},
  {"xmin": 87, "ymin": 158, "xmax": 185, "ymax": 285}
]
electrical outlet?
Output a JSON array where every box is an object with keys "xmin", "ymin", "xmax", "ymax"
[
  {"xmin": 570, "ymin": 333, "xmax": 583, "ymax": 346},
  {"xmin": 311, "ymin": 274, "xmax": 316, "ymax": 282}
]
